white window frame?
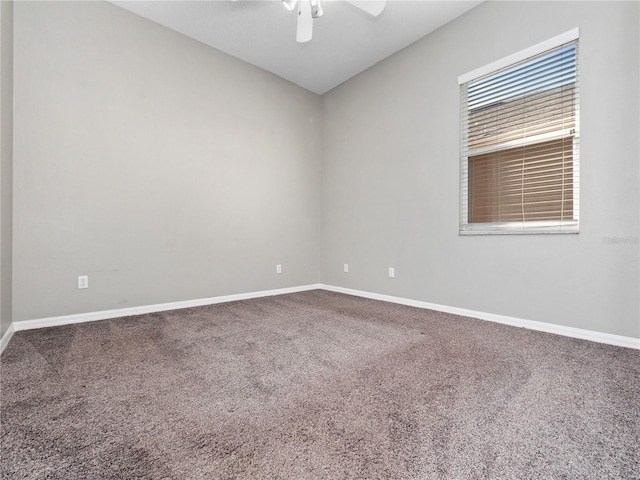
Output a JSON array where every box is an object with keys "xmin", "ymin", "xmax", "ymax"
[{"xmin": 459, "ymin": 28, "xmax": 580, "ymax": 235}]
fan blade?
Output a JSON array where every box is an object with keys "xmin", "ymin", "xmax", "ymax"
[
  {"xmin": 346, "ymin": 0, "xmax": 386, "ymax": 17},
  {"xmin": 282, "ymin": 0, "xmax": 297, "ymax": 12},
  {"xmin": 296, "ymin": 0, "xmax": 313, "ymax": 43}
]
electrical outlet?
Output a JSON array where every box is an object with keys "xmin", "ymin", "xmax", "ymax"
[
  {"xmin": 388, "ymin": 267, "xmax": 395, "ymax": 278},
  {"xmin": 78, "ymin": 275, "xmax": 89, "ymax": 289},
  {"xmin": 344, "ymin": 263, "xmax": 349, "ymax": 273},
  {"xmin": 276, "ymin": 264, "xmax": 282, "ymax": 274}
]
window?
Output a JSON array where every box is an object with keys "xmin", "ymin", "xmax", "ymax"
[{"xmin": 459, "ymin": 29, "xmax": 579, "ymax": 234}]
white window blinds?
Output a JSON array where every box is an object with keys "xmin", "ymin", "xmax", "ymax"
[{"xmin": 459, "ymin": 30, "xmax": 580, "ymax": 234}]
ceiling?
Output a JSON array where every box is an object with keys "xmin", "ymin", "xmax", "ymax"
[{"xmin": 111, "ymin": 1, "xmax": 482, "ymax": 95}]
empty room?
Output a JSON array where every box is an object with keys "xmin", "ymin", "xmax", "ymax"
[{"xmin": 1, "ymin": 0, "xmax": 638, "ymax": 478}]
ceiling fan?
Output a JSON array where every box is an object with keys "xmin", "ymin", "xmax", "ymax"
[{"xmin": 282, "ymin": 0, "xmax": 387, "ymax": 43}]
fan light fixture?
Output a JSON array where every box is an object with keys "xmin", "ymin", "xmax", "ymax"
[{"xmin": 282, "ymin": 0, "xmax": 386, "ymax": 43}]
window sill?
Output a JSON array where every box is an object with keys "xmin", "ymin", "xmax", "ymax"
[{"xmin": 459, "ymin": 220, "xmax": 579, "ymax": 235}]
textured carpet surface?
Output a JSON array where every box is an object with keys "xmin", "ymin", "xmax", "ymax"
[{"xmin": 1, "ymin": 290, "xmax": 639, "ymax": 479}]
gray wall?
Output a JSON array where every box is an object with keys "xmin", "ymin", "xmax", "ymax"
[
  {"xmin": 321, "ymin": 1, "xmax": 640, "ymax": 338},
  {"xmin": 13, "ymin": 1, "xmax": 322, "ymax": 321},
  {"xmin": 10, "ymin": 1, "xmax": 640, "ymax": 341},
  {"xmin": 1, "ymin": 0, "xmax": 13, "ymax": 337}
]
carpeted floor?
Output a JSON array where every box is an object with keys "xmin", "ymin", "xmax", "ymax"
[{"xmin": 1, "ymin": 290, "xmax": 639, "ymax": 479}]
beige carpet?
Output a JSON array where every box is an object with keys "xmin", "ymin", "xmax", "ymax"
[{"xmin": 1, "ymin": 290, "xmax": 639, "ymax": 479}]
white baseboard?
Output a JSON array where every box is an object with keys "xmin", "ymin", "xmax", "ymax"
[
  {"xmin": 320, "ymin": 284, "xmax": 640, "ymax": 350},
  {"xmin": 4, "ymin": 283, "xmax": 638, "ymax": 352},
  {"xmin": 12, "ymin": 284, "xmax": 322, "ymax": 333},
  {"xmin": 0, "ymin": 323, "xmax": 15, "ymax": 355}
]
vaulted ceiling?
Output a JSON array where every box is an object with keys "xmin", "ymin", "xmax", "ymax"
[{"xmin": 111, "ymin": 1, "xmax": 482, "ymax": 94}]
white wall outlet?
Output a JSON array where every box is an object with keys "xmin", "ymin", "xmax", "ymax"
[
  {"xmin": 276, "ymin": 264, "xmax": 282, "ymax": 274},
  {"xmin": 388, "ymin": 267, "xmax": 395, "ymax": 278},
  {"xmin": 78, "ymin": 275, "xmax": 89, "ymax": 289},
  {"xmin": 344, "ymin": 263, "xmax": 349, "ymax": 273}
]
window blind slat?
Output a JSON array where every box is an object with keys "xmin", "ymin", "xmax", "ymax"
[
  {"xmin": 468, "ymin": 47, "xmax": 576, "ymax": 109},
  {"xmin": 468, "ymin": 46, "xmax": 576, "ymax": 91},
  {"xmin": 469, "ymin": 70, "xmax": 577, "ymax": 108}
]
